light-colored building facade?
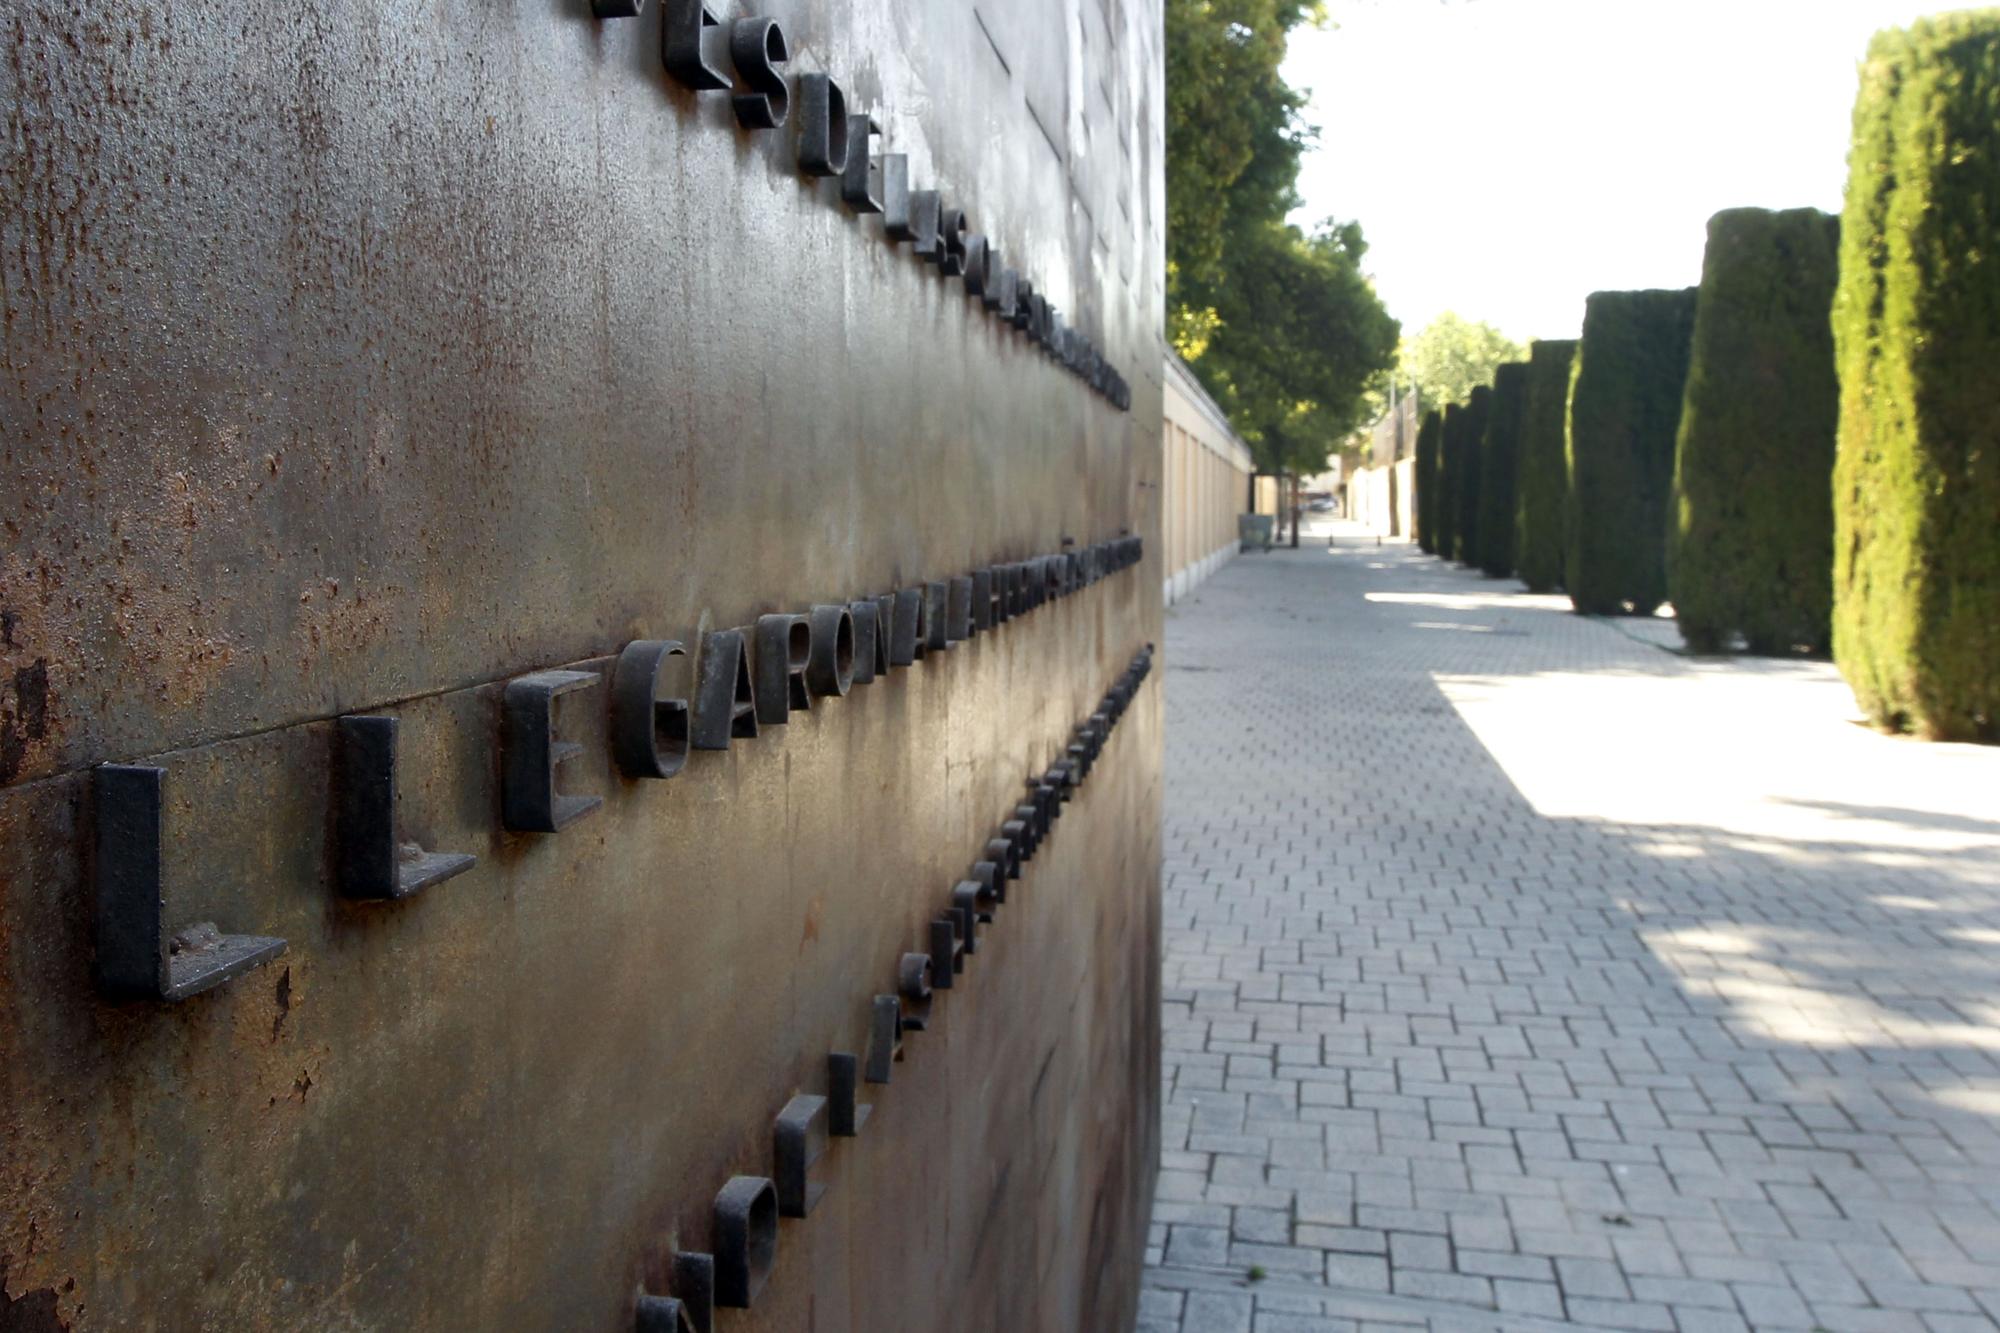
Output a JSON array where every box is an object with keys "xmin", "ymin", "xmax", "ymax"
[
  {"xmin": 1348, "ymin": 456, "xmax": 1417, "ymax": 539},
  {"xmin": 1345, "ymin": 390, "xmax": 1420, "ymax": 539},
  {"xmin": 1163, "ymin": 353, "xmax": 1255, "ymax": 603}
]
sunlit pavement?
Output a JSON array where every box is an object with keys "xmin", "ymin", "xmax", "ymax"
[{"xmin": 1139, "ymin": 524, "xmax": 2000, "ymax": 1333}]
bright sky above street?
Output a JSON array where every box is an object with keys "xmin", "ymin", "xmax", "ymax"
[{"xmin": 1285, "ymin": 0, "xmax": 1946, "ymax": 343}]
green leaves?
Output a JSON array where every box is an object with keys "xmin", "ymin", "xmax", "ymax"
[
  {"xmin": 1832, "ymin": 14, "xmax": 2000, "ymax": 740},
  {"xmin": 1515, "ymin": 340, "xmax": 1577, "ymax": 594},
  {"xmin": 1476, "ymin": 363, "xmax": 1530, "ymax": 578},
  {"xmin": 1194, "ymin": 220, "xmax": 1401, "ymax": 474},
  {"xmin": 1564, "ymin": 289, "xmax": 1699, "ymax": 617},
  {"xmin": 1166, "ymin": 0, "xmax": 1313, "ymax": 296},
  {"xmin": 1671, "ymin": 208, "xmax": 1840, "ymax": 657},
  {"xmin": 1401, "ymin": 313, "xmax": 1526, "ymax": 412},
  {"xmin": 1166, "ymin": 0, "xmax": 1398, "ymax": 475}
]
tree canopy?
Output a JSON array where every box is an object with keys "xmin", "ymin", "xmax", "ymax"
[
  {"xmin": 1400, "ymin": 312, "xmax": 1527, "ymax": 410},
  {"xmin": 1166, "ymin": 0, "xmax": 1398, "ymax": 476}
]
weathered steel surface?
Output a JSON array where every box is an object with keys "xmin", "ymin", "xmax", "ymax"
[
  {"xmin": 0, "ymin": 0, "xmax": 1165, "ymax": 1328},
  {"xmin": 0, "ymin": 1, "xmax": 1157, "ymax": 785}
]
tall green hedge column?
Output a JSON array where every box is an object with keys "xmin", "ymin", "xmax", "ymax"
[
  {"xmin": 1453, "ymin": 387, "xmax": 1491, "ymax": 565},
  {"xmin": 1476, "ymin": 363, "xmax": 1529, "ymax": 577},
  {"xmin": 1833, "ymin": 14, "xmax": 2000, "ymax": 741},
  {"xmin": 1414, "ymin": 409, "xmax": 1443, "ymax": 554},
  {"xmin": 1434, "ymin": 402, "xmax": 1462, "ymax": 560},
  {"xmin": 1564, "ymin": 288, "xmax": 1698, "ymax": 615},
  {"xmin": 1515, "ymin": 339, "xmax": 1576, "ymax": 592},
  {"xmin": 1671, "ymin": 208, "xmax": 1841, "ymax": 655}
]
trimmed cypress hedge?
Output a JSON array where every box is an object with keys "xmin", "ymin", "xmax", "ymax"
[
  {"xmin": 1671, "ymin": 207, "xmax": 1841, "ymax": 656},
  {"xmin": 1434, "ymin": 402, "xmax": 1462, "ymax": 561},
  {"xmin": 1476, "ymin": 363, "xmax": 1529, "ymax": 578},
  {"xmin": 1564, "ymin": 288, "xmax": 1698, "ymax": 615},
  {"xmin": 1414, "ymin": 408, "xmax": 1443, "ymax": 554},
  {"xmin": 1832, "ymin": 13, "xmax": 2000, "ymax": 741},
  {"xmin": 1452, "ymin": 387, "xmax": 1491, "ymax": 565},
  {"xmin": 1515, "ymin": 340, "xmax": 1576, "ymax": 593}
]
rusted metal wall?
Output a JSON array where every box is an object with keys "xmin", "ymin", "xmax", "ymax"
[{"xmin": 0, "ymin": 0, "xmax": 1166, "ymax": 1327}]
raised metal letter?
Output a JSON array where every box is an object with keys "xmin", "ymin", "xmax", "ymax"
[
  {"xmin": 752, "ymin": 613, "xmax": 811, "ymax": 724},
  {"xmin": 880, "ymin": 155, "xmax": 912, "ymax": 239},
  {"xmin": 712, "ymin": 1177, "xmax": 778, "ymax": 1308},
  {"xmin": 774, "ymin": 1094, "xmax": 830, "ymax": 1217},
  {"xmin": 727, "ymin": 18, "xmax": 790, "ymax": 130},
  {"xmin": 805, "ymin": 604, "xmax": 855, "ymax": 699},
  {"xmin": 663, "ymin": 0, "xmax": 730, "ymax": 90},
  {"xmin": 691, "ymin": 628, "xmax": 759, "ymax": 750},
  {"xmin": 503, "ymin": 670, "xmax": 604, "ymax": 833},
  {"xmin": 840, "ymin": 116, "xmax": 883, "ymax": 214},
  {"xmin": 93, "ymin": 765, "xmax": 287, "ymax": 1002},
  {"xmin": 611, "ymin": 640, "xmax": 691, "ymax": 780},
  {"xmin": 828, "ymin": 1052, "xmax": 872, "ymax": 1136},
  {"xmin": 847, "ymin": 599, "xmax": 880, "ymax": 685},
  {"xmin": 908, "ymin": 190, "xmax": 942, "ymax": 262},
  {"xmin": 797, "ymin": 74, "xmax": 849, "ymax": 177},
  {"xmin": 337, "ymin": 715, "xmax": 476, "ymax": 900}
]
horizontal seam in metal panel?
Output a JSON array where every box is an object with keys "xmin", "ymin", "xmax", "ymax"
[{"xmin": 1, "ymin": 539, "xmax": 1143, "ymax": 793}]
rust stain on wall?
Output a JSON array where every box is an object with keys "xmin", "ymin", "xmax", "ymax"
[{"xmin": 0, "ymin": 0, "xmax": 1166, "ymax": 1327}]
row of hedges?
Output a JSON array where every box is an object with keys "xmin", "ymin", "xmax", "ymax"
[
  {"xmin": 1423, "ymin": 391, "xmax": 1490, "ymax": 568},
  {"xmin": 1455, "ymin": 386, "xmax": 1491, "ymax": 565},
  {"xmin": 1565, "ymin": 288, "xmax": 1699, "ymax": 616},
  {"xmin": 1671, "ymin": 208, "xmax": 1841, "ymax": 655},
  {"xmin": 1414, "ymin": 409, "xmax": 1442, "ymax": 554},
  {"xmin": 1515, "ymin": 340, "xmax": 1575, "ymax": 593},
  {"xmin": 1404, "ymin": 12, "xmax": 1996, "ymax": 742},
  {"xmin": 1830, "ymin": 13, "xmax": 2000, "ymax": 741},
  {"xmin": 1431, "ymin": 402, "xmax": 1463, "ymax": 562},
  {"xmin": 1476, "ymin": 363, "xmax": 1529, "ymax": 578}
]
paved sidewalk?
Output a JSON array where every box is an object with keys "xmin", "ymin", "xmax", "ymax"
[{"xmin": 1140, "ymin": 530, "xmax": 2000, "ymax": 1333}]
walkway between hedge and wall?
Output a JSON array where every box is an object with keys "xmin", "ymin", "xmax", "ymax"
[{"xmin": 1140, "ymin": 522, "xmax": 2000, "ymax": 1333}]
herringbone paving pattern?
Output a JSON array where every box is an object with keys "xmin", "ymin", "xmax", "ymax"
[{"xmin": 1139, "ymin": 530, "xmax": 2000, "ymax": 1333}]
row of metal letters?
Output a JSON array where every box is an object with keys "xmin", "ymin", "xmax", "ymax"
[
  {"xmin": 588, "ymin": 0, "xmax": 1133, "ymax": 410},
  {"xmin": 91, "ymin": 536, "xmax": 1144, "ymax": 1004},
  {"xmin": 633, "ymin": 643, "xmax": 1154, "ymax": 1332}
]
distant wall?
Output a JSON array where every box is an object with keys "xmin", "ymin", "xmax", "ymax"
[
  {"xmin": 1164, "ymin": 355, "xmax": 1256, "ymax": 603},
  {"xmin": 1253, "ymin": 475, "xmax": 1286, "ymax": 518},
  {"xmin": 1372, "ymin": 391, "xmax": 1422, "ymax": 467},
  {"xmin": 1347, "ymin": 459, "xmax": 1415, "ymax": 539}
]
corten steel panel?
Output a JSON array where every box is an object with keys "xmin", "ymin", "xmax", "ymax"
[{"xmin": 0, "ymin": 0, "xmax": 1166, "ymax": 1329}]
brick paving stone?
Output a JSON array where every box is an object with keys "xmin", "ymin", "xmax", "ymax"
[
  {"xmin": 1254, "ymin": 1317, "xmax": 1361, "ymax": 1333},
  {"xmin": 1138, "ymin": 533, "xmax": 2000, "ymax": 1332},
  {"xmin": 1492, "ymin": 1278, "xmax": 1566, "ymax": 1319},
  {"xmin": 1671, "ymin": 1311, "xmax": 1752, "ymax": 1333},
  {"xmin": 1185, "ymin": 1290, "xmax": 1256, "ymax": 1333},
  {"xmin": 1561, "ymin": 1296, "xmax": 1676, "ymax": 1330},
  {"xmin": 1167, "ymin": 1226, "xmax": 1231, "ymax": 1267}
]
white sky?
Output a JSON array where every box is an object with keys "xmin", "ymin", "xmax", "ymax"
[{"xmin": 1285, "ymin": 0, "xmax": 1947, "ymax": 342}]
